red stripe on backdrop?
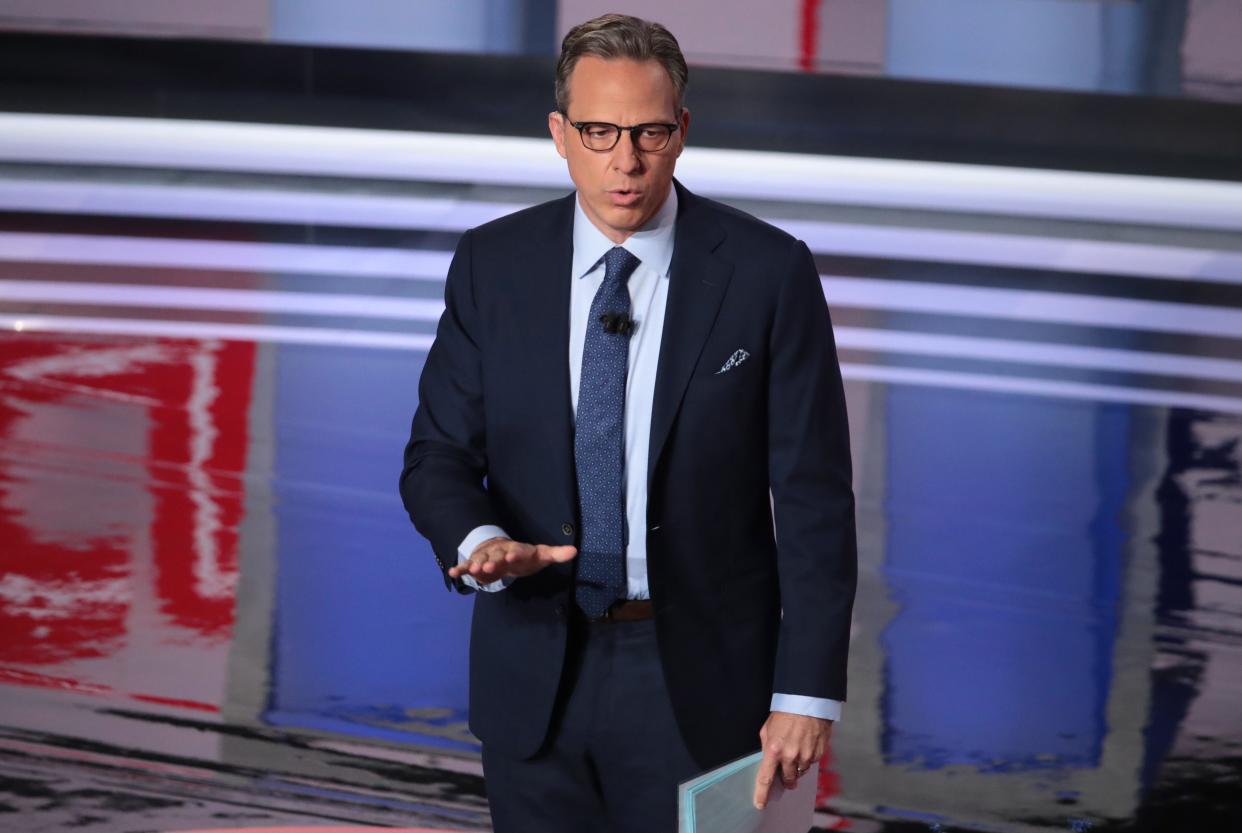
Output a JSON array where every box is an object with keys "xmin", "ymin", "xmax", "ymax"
[
  {"xmin": 0, "ymin": 334, "xmax": 252, "ymax": 711},
  {"xmin": 799, "ymin": 0, "xmax": 821, "ymax": 71},
  {"xmin": 167, "ymin": 828, "xmax": 473, "ymax": 833},
  {"xmin": 147, "ymin": 339, "xmax": 253, "ymax": 641}
]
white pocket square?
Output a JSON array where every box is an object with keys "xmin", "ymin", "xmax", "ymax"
[{"xmin": 716, "ymin": 348, "xmax": 750, "ymax": 375}]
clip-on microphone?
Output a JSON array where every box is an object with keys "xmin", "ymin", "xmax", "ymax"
[{"xmin": 599, "ymin": 312, "xmax": 637, "ymax": 336}]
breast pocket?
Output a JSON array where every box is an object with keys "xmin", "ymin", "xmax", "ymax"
[{"xmin": 688, "ymin": 346, "xmax": 762, "ymax": 396}]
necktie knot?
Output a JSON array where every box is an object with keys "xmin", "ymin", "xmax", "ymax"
[{"xmin": 603, "ymin": 246, "xmax": 641, "ymax": 284}]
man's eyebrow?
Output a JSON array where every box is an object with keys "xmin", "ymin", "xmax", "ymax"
[{"xmin": 576, "ymin": 117, "xmax": 678, "ymax": 124}]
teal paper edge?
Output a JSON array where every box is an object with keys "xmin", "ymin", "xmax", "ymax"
[{"xmin": 679, "ymin": 750, "xmax": 765, "ymax": 831}]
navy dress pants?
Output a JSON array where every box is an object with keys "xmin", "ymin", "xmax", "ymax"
[{"xmin": 481, "ymin": 611, "xmax": 704, "ymax": 833}]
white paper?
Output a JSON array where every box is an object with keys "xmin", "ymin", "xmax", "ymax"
[{"xmin": 679, "ymin": 751, "xmax": 816, "ymax": 833}]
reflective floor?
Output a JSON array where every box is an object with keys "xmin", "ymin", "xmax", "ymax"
[{"xmin": 1, "ymin": 118, "xmax": 1241, "ymax": 833}]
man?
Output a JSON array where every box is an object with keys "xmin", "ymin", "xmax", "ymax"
[{"xmin": 400, "ymin": 13, "xmax": 856, "ymax": 832}]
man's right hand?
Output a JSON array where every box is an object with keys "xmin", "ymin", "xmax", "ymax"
[{"xmin": 448, "ymin": 537, "xmax": 577, "ymax": 582}]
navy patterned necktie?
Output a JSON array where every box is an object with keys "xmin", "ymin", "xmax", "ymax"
[{"xmin": 574, "ymin": 246, "xmax": 641, "ymax": 619}]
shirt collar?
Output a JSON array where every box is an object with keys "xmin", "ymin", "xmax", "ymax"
[{"xmin": 571, "ymin": 184, "xmax": 678, "ymax": 280}]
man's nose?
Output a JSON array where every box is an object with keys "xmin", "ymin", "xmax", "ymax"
[{"xmin": 612, "ymin": 132, "xmax": 644, "ymax": 173}]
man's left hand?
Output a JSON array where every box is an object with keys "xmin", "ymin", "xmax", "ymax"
[{"xmin": 753, "ymin": 711, "xmax": 832, "ymax": 809}]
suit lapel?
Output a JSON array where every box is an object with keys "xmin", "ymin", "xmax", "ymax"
[
  {"xmin": 648, "ymin": 181, "xmax": 733, "ymax": 486},
  {"xmin": 520, "ymin": 194, "xmax": 577, "ymax": 510}
]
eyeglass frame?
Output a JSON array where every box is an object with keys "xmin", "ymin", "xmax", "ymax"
[{"xmin": 559, "ymin": 112, "xmax": 682, "ymax": 153}]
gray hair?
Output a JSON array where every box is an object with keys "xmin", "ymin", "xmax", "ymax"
[{"xmin": 555, "ymin": 14, "xmax": 689, "ymax": 115}]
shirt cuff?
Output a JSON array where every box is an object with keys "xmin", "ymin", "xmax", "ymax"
[
  {"xmin": 457, "ymin": 525, "xmax": 513, "ymax": 593},
  {"xmin": 770, "ymin": 693, "xmax": 842, "ymax": 722}
]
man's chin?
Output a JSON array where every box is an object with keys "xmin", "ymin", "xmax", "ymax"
[
  {"xmin": 601, "ymin": 203, "xmax": 650, "ymax": 230},
  {"xmin": 578, "ymin": 204, "xmax": 639, "ymax": 240}
]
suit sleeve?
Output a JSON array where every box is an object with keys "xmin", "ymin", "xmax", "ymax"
[
  {"xmin": 400, "ymin": 228, "xmax": 502, "ymax": 592},
  {"xmin": 767, "ymin": 239, "xmax": 858, "ymax": 702}
]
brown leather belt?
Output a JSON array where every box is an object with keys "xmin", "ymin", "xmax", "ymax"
[{"xmin": 599, "ymin": 599, "xmax": 655, "ymax": 622}]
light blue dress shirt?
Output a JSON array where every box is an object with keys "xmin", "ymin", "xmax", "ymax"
[{"xmin": 456, "ymin": 186, "xmax": 841, "ymax": 723}]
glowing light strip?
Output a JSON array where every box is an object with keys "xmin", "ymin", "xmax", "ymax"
[
  {"xmin": 839, "ymin": 363, "xmax": 1242, "ymax": 415},
  {"xmin": 0, "ymin": 280, "xmax": 444, "ymax": 319},
  {"xmin": 7, "ymin": 303, "xmax": 1239, "ymax": 384},
  {"xmin": 0, "ymin": 315, "xmax": 434, "ymax": 350},
  {"xmin": 0, "ymin": 231, "xmax": 452, "ymax": 279},
  {"xmin": 2, "ymin": 112, "xmax": 1240, "ymax": 232},
  {"xmin": 4, "ymin": 314, "xmax": 1240, "ymax": 414},
  {"xmin": 833, "ymin": 327, "xmax": 1242, "ymax": 383},
  {"xmin": 822, "ymin": 276, "xmax": 1242, "ymax": 339},
  {"xmin": 0, "ymin": 179, "xmax": 524, "ymax": 235},
  {"xmin": 6, "ymin": 277, "xmax": 1240, "ymax": 342},
  {"xmin": 783, "ymin": 221, "xmax": 1242, "ymax": 285},
  {"xmin": 3, "ymin": 184, "xmax": 1238, "ymax": 284}
]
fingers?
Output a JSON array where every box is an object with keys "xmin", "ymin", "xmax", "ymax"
[
  {"xmin": 448, "ymin": 539, "xmax": 577, "ymax": 581},
  {"xmin": 752, "ymin": 745, "xmax": 779, "ymax": 809},
  {"xmin": 769, "ymin": 737, "xmax": 804, "ymax": 792},
  {"xmin": 814, "ymin": 728, "xmax": 829, "ymax": 763},
  {"xmin": 534, "ymin": 544, "xmax": 578, "ymax": 563},
  {"xmin": 754, "ymin": 713, "xmax": 830, "ymax": 809},
  {"xmin": 779, "ymin": 755, "xmax": 801, "ymax": 788},
  {"xmin": 448, "ymin": 537, "xmax": 518, "ymax": 580},
  {"xmin": 501, "ymin": 544, "xmax": 577, "ymax": 573}
]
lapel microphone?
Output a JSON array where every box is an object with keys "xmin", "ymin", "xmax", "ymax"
[{"xmin": 599, "ymin": 312, "xmax": 637, "ymax": 336}]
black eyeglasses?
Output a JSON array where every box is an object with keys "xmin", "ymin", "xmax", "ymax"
[{"xmin": 563, "ymin": 115, "xmax": 680, "ymax": 153}]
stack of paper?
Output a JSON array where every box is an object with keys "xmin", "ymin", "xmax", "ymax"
[{"xmin": 678, "ymin": 751, "xmax": 816, "ymax": 833}]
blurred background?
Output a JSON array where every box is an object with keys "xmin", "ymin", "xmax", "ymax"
[
  {"xmin": 0, "ymin": 1, "xmax": 1239, "ymax": 832},
  {"xmin": 2, "ymin": 0, "xmax": 1241, "ymax": 99}
]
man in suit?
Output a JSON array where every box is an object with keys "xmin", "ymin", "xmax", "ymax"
[{"xmin": 400, "ymin": 13, "xmax": 856, "ymax": 832}]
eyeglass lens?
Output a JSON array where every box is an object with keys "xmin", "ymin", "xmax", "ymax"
[{"xmin": 579, "ymin": 123, "xmax": 674, "ymax": 152}]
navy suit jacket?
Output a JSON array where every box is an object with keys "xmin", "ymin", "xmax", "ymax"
[{"xmin": 401, "ymin": 179, "xmax": 857, "ymax": 768}]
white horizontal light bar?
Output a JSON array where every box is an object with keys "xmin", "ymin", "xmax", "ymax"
[
  {"xmin": 0, "ymin": 280, "xmax": 444, "ymax": 319},
  {"xmin": 5, "ymin": 280, "xmax": 1242, "ymax": 382},
  {"xmin": 823, "ymin": 276, "xmax": 1242, "ymax": 339},
  {"xmin": 782, "ymin": 221, "xmax": 1242, "ymax": 286},
  {"xmin": 4, "ymin": 183, "xmax": 1240, "ymax": 285},
  {"xmin": 682, "ymin": 152, "xmax": 1242, "ymax": 234},
  {"xmin": 2, "ymin": 112, "xmax": 1240, "ymax": 232},
  {"xmin": 4, "ymin": 273, "xmax": 1237, "ymax": 345},
  {"xmin": 840, "ymin": 363, "xmax": 1242, "ymax": 415},
  {"xmin": 0, "ymin": 113, "xmax": 570, "ymax": 189},
  {"xmin": 4, "ymin": 313, "xmax": 1237, "ymax": 414},
  {"xmin": 833, "ymin": 327, "xmax": 1242, "ymax": 383},
  {"xmin": 0, "ymin": 314, "xmax": 433, "ymax": 350},
  {"xmin": 0, "ymin": 232, "xmax": 452, "ymax": 280},
  {"xmin": 0, "ymin": 179, "xmax": 526, "ymax": 235},
  {"xmin": 6, "ymin": 276, "xmax": 1238, "ymax": 342}
]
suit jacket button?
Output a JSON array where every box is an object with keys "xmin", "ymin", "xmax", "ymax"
[{"xmin": 561, "ymin": 522, "xmax": 574, "ymax": 537}]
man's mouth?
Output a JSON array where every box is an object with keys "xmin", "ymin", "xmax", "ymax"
[{"xmin": 608, "ymin": 189, "xmax": 643, "ymax": 207}]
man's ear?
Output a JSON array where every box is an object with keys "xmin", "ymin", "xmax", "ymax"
[
  {"xmin": 675, "ymin": 106, "xmax": 691, "ymax": 158},
  {"xmin": 549, "ymin": 111, "xmax": 568, "ymax": 160}
]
